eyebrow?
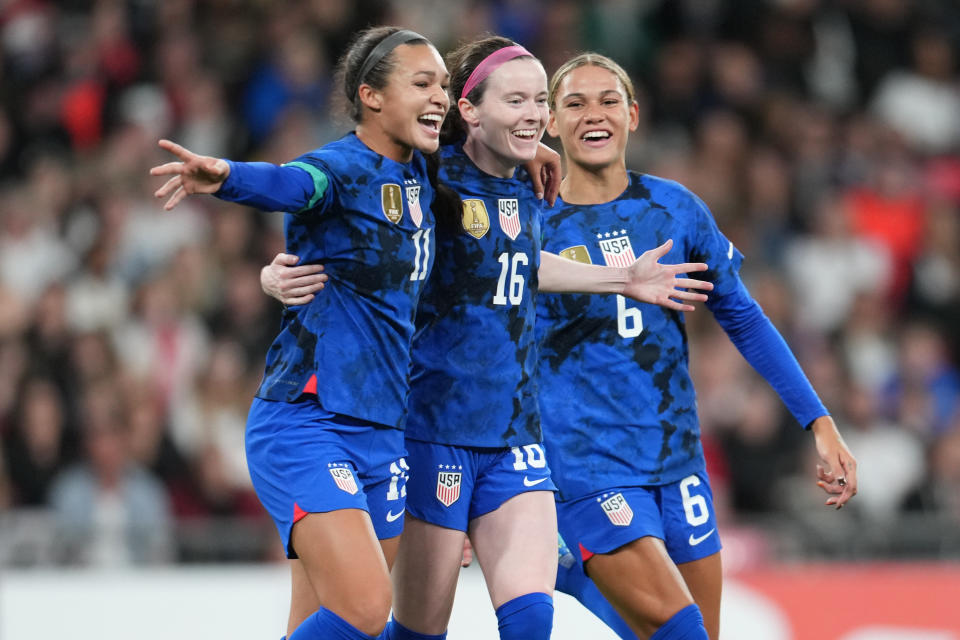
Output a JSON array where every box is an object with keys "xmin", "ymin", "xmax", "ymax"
[{"xmin": 561, "ymin": 89, "xmax": 622, "ymax": 101}]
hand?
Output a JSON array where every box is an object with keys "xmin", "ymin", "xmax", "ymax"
[
  {"xmin": 150, "ymin": 139, "xmax": 231, "ymax": 210},
  {"xmin": 621, "ymin": 239, "xmax": 713, "ymax": 311},
  {"xmin": 811, "ymin": 416, "xmax": 858, "ymax": 509},
  {"xmin": 461, "ymin": 536, "xmax": 473, "ymax": 568},
  {"xmin": 260, "ymin": 253, "xmax": 328, "ymax": 306},
  {"xmin": 524, "ymin": 142, "xmax": 562, "ymax": 206}
]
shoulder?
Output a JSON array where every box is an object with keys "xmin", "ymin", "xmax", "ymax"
[{"xmin": 631, "ymin": 172, "xmax": 703, "ymax": 212}]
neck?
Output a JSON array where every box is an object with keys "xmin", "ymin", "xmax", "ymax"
[
  {"xmin": 560, "ymin": 161, "xmax": 629, "ymax": 204},
  {"xmin": 356, "ymin": 123, "xmax": 414, "ymax": 163},
  {"xmin": 462, "ymin": 136, "xmax": 517, "ymax": 178}
]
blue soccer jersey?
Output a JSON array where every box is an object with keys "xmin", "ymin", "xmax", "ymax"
[
  {"xmin": 537, "ymin": 172, "xmax": 826, "ymax": 500},
  {"xmin": 404, "ymin": 143, "xmax": 543, "ymax": 447},
  {"xmin": 218, "ymin": 133, "xmax": 435, "ymax": 429}
]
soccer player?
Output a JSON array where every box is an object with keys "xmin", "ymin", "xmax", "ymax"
[
  {"xmin": 256, "ymin": 36, "xmax": 713, "ymax": 640},
  {"xmin": 535, "ymin": 53, "xmax": 859, "ymax": 639},
  {"xmin": 151, "ymin": 27, "xmax": 455, "ymax": 640}
]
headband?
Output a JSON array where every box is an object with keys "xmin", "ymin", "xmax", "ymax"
[
  {"xmin": 354, "ymin": 29, "xmax": 427, "ymax": 96},
  {"xmin": 461, "ymin": 45, "xmax": 533, "ymax": 99}
]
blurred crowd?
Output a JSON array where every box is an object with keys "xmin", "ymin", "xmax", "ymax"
[{"xmin": 1, "ymin": 0, "xmax": 959, "ymax": 567}]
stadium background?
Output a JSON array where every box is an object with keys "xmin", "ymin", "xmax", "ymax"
[{"xmin": 0, "ymin": 0, "xmax": 957, "ymax": 638}]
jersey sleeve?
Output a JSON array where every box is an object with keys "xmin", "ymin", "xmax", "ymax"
[
  {"xmin": 687, "ymin": 192, "xmax": 829, "ymax": 428},
  {"xmin": 216, "ymin": 154, "xmax": 333, "ymax": 214}
]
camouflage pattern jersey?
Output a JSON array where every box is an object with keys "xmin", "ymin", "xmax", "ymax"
[{"xmin": 405, "ymin": 143, "xmax": 543, "ymax": 448}]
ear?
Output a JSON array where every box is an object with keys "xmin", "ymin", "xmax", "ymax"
[
  {"xmin": 627, "ymin": 101, "xmax": 640, "ymax": 133},
  {"xmin": 458, "ymin": 97, "xmax": 480, "ymax": 128},
  {"xmin": 546, "ymin": 110, "xmax": 559, "ymax": 138},
  {"xmin": 358, "ymin": 84, "xmax": 383, "ymax": 113}
]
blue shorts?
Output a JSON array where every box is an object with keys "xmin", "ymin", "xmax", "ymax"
[
  {"xmin": 404, "ymin": 438, "xmax": 556, "ymax": 531},
  {"xmin": 556, "ymin": 471, "xmax": 721, "ymax": 566},
  {"xmin": 246, "ymin": 397, "xmax": 409, "ymax": 558}
]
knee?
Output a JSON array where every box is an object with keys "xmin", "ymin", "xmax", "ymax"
[
  {"xmin": 338, "ymin": 580, "xmax": 392, "ymax": 636},
  {"xmin": 495, "ymin": 592, "xmax": 554, "ymax": 640}
]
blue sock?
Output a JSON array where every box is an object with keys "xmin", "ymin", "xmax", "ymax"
[
  {"xmin": 555, "ymin": 542, "xmax": 638, "ymax": 640},
  {"xmin": 379, "ymin": 616, "xmax": 446, "ymax": 640},
  {"xmin": 495, "ymin": 592, "xmax": 554, "ymax": 640},
  {"xmin": 649, "ymin": 604, "xmax": 708, "ymax": 640},
  {"xmin": 288, "ymin": 607, "xmax": 377, "ymax": 640}
]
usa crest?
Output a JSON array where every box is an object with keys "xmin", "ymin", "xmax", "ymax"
[
  {"xmin": 436, "ymin": 468, "xmax": 462, "ymax": 507},
  {"xmin": 382, "ymin": 184, "xmax": 403, "ymax": 224},
  {"xmin": 329, "ymin": 464, "xmax": 359, "ymax": 495},
  {"xmin": 599, "ymin": 492, "xmax": 634, "ymax": 526},
  {"xmin": 461, "ymin": 199, "xmax": 489, "ymax": 239},
  {"xmin": 497, "ymin": 198, "xmax": 521, "ymax": 240},
  {"xmin": 597, "ymin": 230, "xmax": 636, "ymax": 267},
  {"xmin": 559, "ymin": 245, "xmax": 592, "ymax": 264},
  {"xmin": 406, "ymin": 184, "xmax": 423, "ymax": 228}
]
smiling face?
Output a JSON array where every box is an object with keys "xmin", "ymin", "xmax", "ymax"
[
  {"xmin": 459, "ymin": 57, "xmax": 548, "ymax": 177},
  {"xmin": 362, "ymin": 43, "xmax": 450, "ymax": 160},
  {"xmin": 547, "ymin": 63, "xmax": 639, "ymax": 173}
]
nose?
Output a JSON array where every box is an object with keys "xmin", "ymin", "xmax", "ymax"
[
  {"xmin": 584, "ymin": 101, "xmax": 604, "ymax": 124},
  {"xmin": 432, "ymin": 84, "xmax": 450, "ymax": 110}
]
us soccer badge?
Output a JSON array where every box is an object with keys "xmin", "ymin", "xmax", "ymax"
[
  {"xmin": 497, "ymin": 198, "xmax": 521, "ymax": 240},
  {"xmin": 405, "ymin": 180, "xmax": 423, "ymax": 228},
  {"xmin": 436, "ymin": 465, "xmax": 463, "ymax": 507},
  {"xmin": 599, "ymin": 492, "xmax": 634, "ymax": 526},
  {"xmin": 559, "ymin": 245, "xmax": 592, "ymax": 264},
  {"xmin": 382, "ymin": 184, "xmax": 403, "ymax": 223},
  {"xmin": 462, "ymin": 199, "xmax": 490, "ymax": 239},
  {"xmin": 597, "ymin": 230, "xmax": 636, "ymax": 267},
  {"xmin": 329, "ymin": 463, "xmax": 359, "ymax": 495}
]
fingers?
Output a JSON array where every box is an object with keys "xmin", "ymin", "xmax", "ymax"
[
  {"xmin": 150, "ymin": 162, "xmax": 186, "ymax": 177},
  {"xmin": 154, "ymin": 175, "xmax": 182, "ymax": 199},
  {"xmin": 671, "ymin": 290, "xmax": 708, "ymax": 303},
  {"xmin": 157, "ymin": 138, "xmax": 194, "ymax": 161},
  {"xmin": 543, "ymin": 163, "xmax": 561, "ymax": 206},
  {"xmin": 645, "ymin": 238, "xmax": 673, "ymax": 261},
  {"xmin": 164, "ymin": 186, "xmax": 188, "ymax": 211},
  {"xmin": 283, "ymin": 279, "xmax": 327, "ymax": 298},
  {"xmin": 280, "ymin": 294, "xmax": 316, "ymax": 306},
  {"xmin": 530, "ymin": 166, "xmax": 545, "ymax": 200},
  {"xmin": 669, "ymin": 262, "xmax": 709, "ymax": 274},
  {"xmin": 672, "ymin": 277, "xmax": 713, "ymax": 292},
  {"xmin": 284, "ymin": 264, "xmax": 326, "ymax": 278}
]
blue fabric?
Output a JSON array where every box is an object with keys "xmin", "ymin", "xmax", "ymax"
[
  {"xmin": 216, "ymin": 133, "xmax": 437, "ymax": 428},
  {"xmin": 649, "ymin": 604, "xmax": 708, "ymax": 640},
  {"xmin": 495, "ymin": 592, "xmax": 554, "ymax": 640},
  {"xmin": 406, "ymin": 143, "xmax": 544, "ymax": 448},
  {"xmin": 402, "ymin": 438, "xmax": 554, "ymax": 531},
  {"xmin": 556, "ymin": 539, "xmax": 638, "ymax": 639},
  {"xmin": 288, "ymin": 606, "xmax": 377, "ymax": 640},
  {"xmin": 379, "ymin": 616, "xmax": 447, "ymax": 640}
]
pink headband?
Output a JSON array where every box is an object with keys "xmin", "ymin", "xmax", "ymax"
[{"xmin": 461, "ymin": 45, "xmax": 533, "ymax": 99}]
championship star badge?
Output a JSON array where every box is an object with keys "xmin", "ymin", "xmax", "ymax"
[
  {"xmin": 497, "ymin": 198, "xmax": 521, "ymax": 240},
  {"xmin": 461, "ymin": 199, "xmax": 490, "ymax": 239},
  {"xmin": 559, "ymin": 245, "xmax": 592, "ymax": 264},
  {"xmin": 381, "ymin": 184, "xmax": 403, "ymax": 224},
  {"xmin": 597, "ymin": 230, "xmax": 636, "ymax": 267},
  {"xmin": 405, "ymin": 182, "xmax": 423, "ymax": 228},
  {"xmin": 329, "ymin": 464, "xmax": 359, "ymax": 495},
  {"xmin": 599, "ymin": 492, "xmax": 634, "ymax": 526},
  {"xmin": 436, "ymin": 467, "xmax": 462, "ymax": 507}
]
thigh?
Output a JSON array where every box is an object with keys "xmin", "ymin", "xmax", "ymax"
[
  {"xmin": 677, "ymin": 551, "xmax": 722, "ymax": 640},
  {"xmin": 291, "ymin": 509, "xmax": 392, "ymax": 635},
  {"xmin": 391, "ymin": 513, "xmax": 468, "ymax": 635},
  {"xmin": 586, "ymin": 537, "xmax": 694, "ymax": 639},
  {"xmin": 470, "ymin": 443, "xmax": 555, "ymax": 520},
  {"xmin": 469, "ymin": 489, "xmax": 557, "ymax": 609}
]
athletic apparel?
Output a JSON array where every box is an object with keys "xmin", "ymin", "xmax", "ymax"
[
  {"xmin": 537, "ymin": 171, "xmax": 828, "ymax": 500},
  {"xmin": 495, "ymin": 593, "xmax": 554, "ymax": 640},
  {"xmin": 556, "ymin": 472, "xmax": 721, "ymax": 566},
  {"xmin": 405, "ymin": 143, "xmax": 543, "ymax": 448},
  {"xmin": 403, "ymin": 438, "xmax": 554, "ymax": 531},
  {"xmin": 289, "ymin": 606, "xmax": 378, "ymax": 640},
  {"xmin": 649, "ymin": 604, "xmax": 709, "ymax": 640},
  {"xmin": 246, "ymin": 398, "xmax": 408, "ymax": 557},
  {"xmin": 219, "ymin": 133, "xmax": 436, "ymax": 429}
]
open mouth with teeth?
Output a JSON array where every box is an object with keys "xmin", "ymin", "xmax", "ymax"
[
  {"xmin": 512, "ymin": 128, "xmax": 538, "ymax": 140},
  {"xmin": 582, "ymin": 130, "xmax": 612, "ymax": 146},
  {"xmin": 418, "ymin": 113, "xmax": 443, "ymax": 134}
]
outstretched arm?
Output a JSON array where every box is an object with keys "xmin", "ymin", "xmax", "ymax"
[
  {"xmin": 539, "ymin": 239, "xmax": 713, "ymax": 312},
  {"xmin": 260, "ymin": 253, "xmax": 328, "ymax": 306},
  {"xmin": 150, "ymin": 139, "xmax": 320, "ymax": 213}
]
